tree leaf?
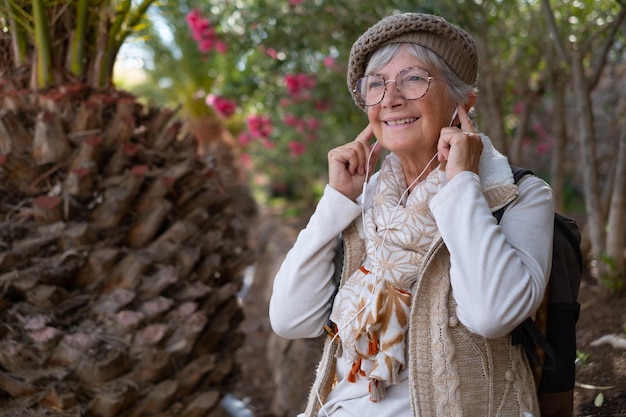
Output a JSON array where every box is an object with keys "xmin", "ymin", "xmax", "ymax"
[{"xmin": 594, "ymin": 392, "xmax": 604, "ymax": 407}]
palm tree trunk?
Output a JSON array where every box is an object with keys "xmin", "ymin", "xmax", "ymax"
[{"xmin": 32, "ymin": 0, "xmax": 53, "ymax": 89}]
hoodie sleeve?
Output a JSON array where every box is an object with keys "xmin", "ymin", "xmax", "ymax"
[
  {"xmin": 269, "ymin": 185, "xmax": 362, "ymax": 339},
  {"xmin": 430, "ymin": 171, "xmax": 554, "ymax": 338}
]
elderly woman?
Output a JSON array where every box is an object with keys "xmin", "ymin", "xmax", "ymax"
[{"xmin": 269, "ymin": 12, "xmax": 554, "ymax": 417}]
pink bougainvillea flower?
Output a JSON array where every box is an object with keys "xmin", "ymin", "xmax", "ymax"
[
  {"xmin": 305, "ymin": 116, "xmax": 320, "ymax": 130},
  {"xmin": 289, "ymin": 0, "xmax": 304, "ymax": 6},
  {"xmin": 247, "ymin": 115, "xmax": 273, "ymax": 139},
  {"xmin": 186, "ymin": 9, "xmax": 226, "ymax": 54},
  {"xmin": 285, "ymin": 73, "xmax": 316, "ymax": 97},
  {"xmin": 532, "ymin": 122, "xmax": 548, "ymax": 140},
  {"xmin": 284, "ymin": 75, "xmax": 301, "ymax": 96},
  {"xmin": 289, "ymin": 140, "xmax": 306, "ymax": 157},
  {"xmin": 260, "ymin": 137, "xmax": 276, "ymax": 150},
  {"xmin": 185, "ymin": 8, "xmax": 202, "ymax": 26},
  {"xmin": 294, "ymin": 122, "xmax": 305, "ymax": 133},
  {"xmin": 265, "ymin": 48, "xmax": 279, "ymax": 59},
  {"xmin": 240, "ymin": 153, "xmax": 253, "ymax": 169},
  {"xmin": 283, "ymin": 113, "xmax": 299, "ymax": 127},
  {"xmin": 536, "ymin": 141, "xmax": 552, "ymax": 155},
  {"xmin": 237, "ymin": 132, "xmax": 252, "ymax": 147},
  {"xmin": 198, "ymin": 38, "xmax": 215, "ymax": 53},
  {"xmin": 301, "ymin": 73, "xmax": 316, "ymax": 89},
  {"xmin": 315, "ymin": 100, "xmax": 331, "ymax": 112},
  {"xmin": 296, "ymin": 90, "xmax": 313, "ymax": 102},
  {"xmin": 215, "ymin": 40, "xmax": 228, "ymax": 54},
  {"xmin": 323, "ymin": 56, "xmax": 335, "ymax": 68},
  {"xmin": 206, "ymin": 94, "xmax": 237, "ymax": 118}
]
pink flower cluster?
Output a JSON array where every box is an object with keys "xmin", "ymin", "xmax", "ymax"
[
  {"xmin": 247, "ymin": 115, "xmax": 273, "ymax": 139},
  {"xmin": 323, "ymin": 56, "xmax": 336, "ymax": 69},
  {"xmin": 265, "ymin": 47, "xmax": 279, "ymax": 59},
  {"xmin": 186, "ymin": 9, "xmax": 227, "ymax": 54},
  {"xmin": 206, "ymin": 94, "xmax": 237, "ymax": 118},
  {"xmin": 285, "ymin": 73, "xmax": 316, "ymax": 99},
  {"xmin": 283, "ymin": 113, "xmax": 320, "ymax": 133},
  {"xmin": 288, "ymin": 140, "xmax": 306, "ymax": 157},
  {"xmin": 531, "ymin": 121, "xmax": 551, "ymax": 155},
  {"xmin": 237, "ymin": 115, "xmax": 274, "ymax": 154}
]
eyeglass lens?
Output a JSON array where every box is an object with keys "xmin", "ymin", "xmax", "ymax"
[{"xmin": 356, "ymin": 67, "xmax": 431, "ymax": 106}]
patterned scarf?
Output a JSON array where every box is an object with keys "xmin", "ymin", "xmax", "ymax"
[{"xmin": 330, "ymin": 153, "xmax": 440, "ymax": 401}]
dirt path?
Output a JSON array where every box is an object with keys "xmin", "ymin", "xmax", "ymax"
[{"xmin": 574, "ymin": 279, "xmax": 626, "ymax": 416}]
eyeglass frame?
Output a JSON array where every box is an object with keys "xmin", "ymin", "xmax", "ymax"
[{"xmin": 353, "ymin": 66, "xmax": 435, "ymax": 107}]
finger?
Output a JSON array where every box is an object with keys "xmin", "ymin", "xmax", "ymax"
[
  {"xmin": 456, "ymin": 104, "xmax": 476, "ymax": 133},
  {"xmin": 335, "ymin": 143, "xmax": 367, "ymax": 176},
  {"xmin": 352, "ymin": 124, "xmax": 376, "ymax": 175},
  {"xmin": 437, "ymin": 133, "xmax": 451, "ymax": 161},
  {"xmin": 354, "ymin": 124, "xmax": 375, "ymax": 145}
]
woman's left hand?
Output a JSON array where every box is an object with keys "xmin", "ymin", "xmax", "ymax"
[{"xmin": 437, "ymin": 103, "xmax": 483, "ymax": 181}]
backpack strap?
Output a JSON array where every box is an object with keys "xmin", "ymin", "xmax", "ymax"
[
  {"xmin": 511, "ymin": 166, "xmax": 535, "ymax": 183},
  {"xmin": 494, "ymin": 166, "xmax": 557, "ymax": 372},
  {"xmin": 512, "ymin": 318, "xmax": 557, "ymax": 371},
  {"xmin": 493, "ymin": 166, "xmax": 533, "ymax": 223}
]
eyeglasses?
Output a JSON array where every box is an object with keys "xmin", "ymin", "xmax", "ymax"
[{"xmin": 354, "ymin": 67, "xmax": 434, "ymax": 107}]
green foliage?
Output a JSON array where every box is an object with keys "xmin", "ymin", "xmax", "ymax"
[
  {"xmin": 122, "ymin": 0, "xmax": 449, "ymax": 203},
  {"xmin": 120, "ymin": 0, "xmax": 625, "ymax": 206},
  {"xmin": 599, "ymin": 252, "xmax": 625, "ymax": 294},
  {"xmin": 547, "ymin": 0, "xmax": 623, "ymax": 52},
  {"xmin": 0, "ymin": 0, "xmax": 158, "ymax": 89},
  {"xmin": 575, "ymin": 349, "xmax": 590, "ymax": 368}
]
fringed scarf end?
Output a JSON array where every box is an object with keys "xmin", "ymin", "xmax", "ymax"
[{"xmin": 368, "ymin": 378, "xmax": 386, "ymax": 402}]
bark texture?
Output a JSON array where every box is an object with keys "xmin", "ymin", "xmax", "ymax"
[{"xmin": 0, "ymin": 83, "xmax": 257, "ymax": 417}]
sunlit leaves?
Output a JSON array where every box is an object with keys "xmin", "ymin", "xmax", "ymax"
[
  {"xmin": 122, "ymin": 0, "xmax": 624, "ymax": 202},
  {"xmin": 548, "ymin": 0, "xmax": 621, "ymax": 50}
]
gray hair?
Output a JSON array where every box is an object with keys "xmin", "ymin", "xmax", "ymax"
[{"xmin": 365, "ymin": 43, "xmax": 477, "ymax": 105}]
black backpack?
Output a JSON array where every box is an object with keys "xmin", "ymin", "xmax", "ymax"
[{"xmin": 494, "ymin": 166, "xmax": 583, "ymax": 417}]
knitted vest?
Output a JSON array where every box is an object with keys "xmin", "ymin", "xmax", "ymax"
[{"xmin": 303, "ymin": 181, "xmax": 540, "ymax": 417}]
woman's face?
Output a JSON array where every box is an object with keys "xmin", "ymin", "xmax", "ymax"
[{"xmin": 366, "ymin": 46, "xmax": 457, "ymax": 159}]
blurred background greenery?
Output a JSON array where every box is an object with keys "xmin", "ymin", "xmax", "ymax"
[{"xmin": 114, "ymin": 0, "xmax": 624, "ymax": 217}]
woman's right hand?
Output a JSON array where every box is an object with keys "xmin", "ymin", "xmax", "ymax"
[{"xmin": 327, "ymin": 124, "xmax": 381, "ymax": 201}]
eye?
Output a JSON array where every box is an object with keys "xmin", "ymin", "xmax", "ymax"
[
  {"xmin": 367, "ymin": 76, "xmax": 385, "ymax": 90},
  {"xmin": 407, "ymin": 74, "xmax": 426, "ymax": 82},
  {"xmin": 402, "ymin": 69, "xmax": 429, "ymax": 83}
]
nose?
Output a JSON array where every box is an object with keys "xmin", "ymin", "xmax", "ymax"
[
  {"xmin": 385, "ymin": 79, "xmax": 400, "ymax": 91},
  {"xmin": 382, "ymin": 79, "xmax": 404, "ymax": 104}
]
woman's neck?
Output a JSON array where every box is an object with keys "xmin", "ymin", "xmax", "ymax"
[{"xmin": 397, "ymin": 151, "xmax": 439, "ymax": 190}]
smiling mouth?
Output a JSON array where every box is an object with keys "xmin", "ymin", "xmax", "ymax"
[{"xmin": 385, "ymin": 117, "xmax": 417, "ymax": 126}]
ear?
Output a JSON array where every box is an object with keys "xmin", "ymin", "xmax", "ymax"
[{"xmin": 465, "ymin": 93, "xmax": 477, "ymax": 111}]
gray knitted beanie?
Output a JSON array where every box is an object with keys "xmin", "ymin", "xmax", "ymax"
[{"xmin": 348, "ymin": 13, "xmax": 477, "ymax": 108}]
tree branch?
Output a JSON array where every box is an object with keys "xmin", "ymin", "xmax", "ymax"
[
  {"xmin": 540, "ymin": 0, "xmax": 569, "ymax": 63},
  {"xmin": 589, "ymin": 6, "xmax": 626, "ymax": 89}
]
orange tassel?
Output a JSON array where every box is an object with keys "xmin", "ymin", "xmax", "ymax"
[
  {"xmin": 368, "ymin": 331, "xmax": 379, "ymax": 355},
  {"xmin": 359, "ymin": 265, "xmax": 370, "ymax": 274},
  {"xmin": 348, "ymin": 357, "xmax": 362, "ymax": 383}
]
